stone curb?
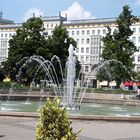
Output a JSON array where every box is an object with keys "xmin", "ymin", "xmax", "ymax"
[{"xmin": 1, "ymin": 112, "xmax": 140, "ymax": 122}]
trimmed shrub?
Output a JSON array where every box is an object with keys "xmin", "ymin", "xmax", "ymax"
[{"xmin": 35, "ymin": 98, "xmax": 80, "ymax": 140}]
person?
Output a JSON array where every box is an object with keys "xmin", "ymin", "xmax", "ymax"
[{"xmin": 136, "ymin": 88, "xmax": 140, "ymax": 100}]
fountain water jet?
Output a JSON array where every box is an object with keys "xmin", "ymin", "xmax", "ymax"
[{"xmin": 16, "ymin": 45, "xmax": 87, "ymax": 110}]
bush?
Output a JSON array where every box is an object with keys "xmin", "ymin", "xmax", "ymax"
[{"xmin": 35, "ymin": 98, "xmax": 80, "ymax": 140}]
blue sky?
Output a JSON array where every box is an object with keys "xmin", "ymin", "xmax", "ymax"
[{"xmin": 1, "ymin": 0, "xmax": 140, "ymax": 23}]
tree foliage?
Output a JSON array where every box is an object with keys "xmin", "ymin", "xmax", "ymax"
[
  {"xmin": 102, "ymin": 5, "xmax": 139, "ymax": 86},
  {"xmin": 3, "ymin": 17, "xmax": 80, "ymax": 83},
  {"xmin": 47, "ymin": 25, "xmax": 77, "ymax": 69},
  {"xmin": 35, "ymin": 98, "xmax": 80, "ymax": 140},
  {"xmin": 3, "ymin": 17, "xmax": 48, "ymax": 80}
]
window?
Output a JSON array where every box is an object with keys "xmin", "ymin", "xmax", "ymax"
[
  {"xmin": 81, "ymin": 38, "xmax": 84, "ymax": 44},
  {"xmin": 132, "ymin": 37, "xmax": 136, "ymax": 43},
  {"xmin": 85, "ymin": 56, "xmax": 89, "ymax": 62},
  {"xmin": 85, "ymin": 66, "xmax": 89, "ymax": 72},
  {"xmin": 77, "ymin": 30, "xmax": 79, "ymax": 35},
  {"xmin": 96, "ymin": 47, "xmax": 98, "ymax": 54},
  {"xmin": 1, "ymin": 34, "xmax": 3, "ymax": 38},
  {"xmin": 138, "ymin": 37, "xmax": 140, "ymax": 43},
  {"xmin": 91, "ymin": 47, "xmax": 95, "ymax": 54},
  {"xmin": 72, "ymin": 31, "xmax": 75, "ymax": 35},
  {"xmin": 86, "ymin": 47, "xmax": 89, "ymax": 53},
  {"xmin": 138, "ymin": 46, "xmax": 140, "ymax": 52},
  {"xmin": 97, "ymin": 30, "xmax": 100, "ymax": 35},
  {"xmin": 5, "ymin": 34, "xmax": 7, "ymax": 38},
  {"xmin": 103, "ymin": 29, "xmax": 106, "ymax": 34},
  {"xmin": 138, "ymin": 56, "xmax": 140, "ymax": 62},
  {"xmin": 81, "ymin": 47, "xmax": 84, "ymax": 53},
  {"xmin": 9, "ymin": 33, "xmax": 12, "ymax": 37},
  {"xmin": 87, "ymin": 30, "xmax": 90, "ymax": 35},
  {"xmin": 76, "ymin": 39, "xmax": 79, "ymax": 44},
  {"xmin": 133, "ymin": 28, "xmax": 136, "ymax": 33},
  {"xmin": 139, "ymin": 28, "xmax": 140, "ymax": 32},
  {"xmin": 137, "ymin": 67, "xmax": 140, "ymax": 72},
  {"xmin": 81, "ymin": 56, "xmax": 84, "ymax": 62},
  {"xmin": 82, "ymin": 30, "xmax": 85, "ymax": 35},
  {"xmin": 86, "ymin": 38, "xmax": 90, "ymax": 44},
  {"xmin": 90, "ymin": 56, "xmax": 95, "ymax": 62},
  {"xmin": 92, "ymin": 30, "xmax": 95, "ymax": 34},
  {"xmin": 76, "ymin": 48, "xmax": 79, "ymax": 53}
]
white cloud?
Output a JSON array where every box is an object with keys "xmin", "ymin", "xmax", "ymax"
[
  {"xmin": 23, "ymin": 8, "xmax": 44, "ymax": 21},
  {"xmin": 61, "ymin": 2, "xmax": 95, "ymax": 20}
]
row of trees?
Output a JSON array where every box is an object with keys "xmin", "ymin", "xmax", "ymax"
[{"xmin": 0, "ymin": 5, "xmax": 139, "ymax": 88}]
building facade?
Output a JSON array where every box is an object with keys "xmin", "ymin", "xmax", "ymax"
[{"xmin": 0, "ymin": 14, "xmax": 140, "ymax": 76}]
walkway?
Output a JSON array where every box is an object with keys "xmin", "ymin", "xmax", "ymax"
[{"xmin": 0, "ymin": 116, "xmax": 140, "ymax": 140}]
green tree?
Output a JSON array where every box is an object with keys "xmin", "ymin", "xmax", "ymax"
[
  {"xmin": 47, "ymin": 25, "xmax": 80, "ymax": 82},
  {"xmin": 96, "ymin": 64, "xmax": 114, "ymax": 85},
  {"xmin": 35, "ymin": 98, "xmax": 80, "ymax": 140},
  {"xmin": 102, "ymin": 5, "xmax": 139, "ymax": 87},
  {"xmin": 3, "ymin": 17, "xmax": 49, "ymax": 81},
  {"xmin": 47, "ymin": 25, "xmax": 77, "ymax": 69}
]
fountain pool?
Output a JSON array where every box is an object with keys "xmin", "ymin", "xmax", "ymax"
[{"xmin": 1, "ymin": 100, "xmax": 140, "ymax": 116}]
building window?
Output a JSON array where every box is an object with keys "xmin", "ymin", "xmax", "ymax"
[
  {"xmin": 85, "ymin": 66, "xmax": 89, "ymax": 72},
  {"xmin": 137, "ymin": 67, "xmax": 140, "ymax": 72},
  {"xmin": 133, "ymin": 28, "xmax": 136, "ymax": 33},
  {"xmin": 91, "ymin": 47, "xmax": 95, "ymax": 54},
  {"xmin": 81, "ymin": 47, "xmax": 84, "ymax": 53},
  {"xmin": 9, "ymin": 33, "xmax": 12, "ymax": 37},
  {"xmin": 103, "ymin": 29, "xmax": 106, "ymax": 34},
  {"xmin": 132, "ymin": 37, "xmax": 136, "ymax": 43},
  {"xmin": 86, "ymin": 38, "xmax": 90, "ymax": 44},
  {"xmin": 92, "ymin": 30, "xmax": 95, "ymax": 34},
  {"xmin": 77, "ymin": 30, "xmax": 79, "ymax": 35},
  {"xmin": 138, "ymin": 56, "xmax": 140, "ymax": 62},
  {"xmin": 138, "ymin": 37, "xmax": 140, "ymax": 43},
  {"xmin": 97, "ymin": 30, "xmax": 100, "ymax": 35},
  {"xmin": 86, "ymin": 47, "xmax": 89, "ymax": 53},
  {"xmin": 85, "ymin": 56, "xmax": 89, "ymax": 62},
  {"xmin": 5, "ymin": 34, "xmax": 7, "ymax": 38},
  {"xmin": 72, "ymin": 31, "xmax": 75, "ymax": 35},
  {"xmin": 138, "ymin": 46, "xmax": 140, "ymax": 52},
  {"xmin": 81, "ymin": 56, "xmax": 84, "ymax": 62},
  {"xmin": 81, "ymin": 38, "xmax": 84, "ymax": 44},
  {"xmin": 76, "ymin": 39, "xmax": 79, "ymax": 44},
  {"xmin": 1, "ymin": 34, "xmax": 3, "ymax": 38},
  {"xmin": 90, "ymin": 56, "xmax": 95, "ymax": 62},
  {"xmin": 82, "ymin": 30, "xmax": 85, "ymax": 35},
  {"xmin": 139, "ymin": 28, "xmax": 140, "ymax": 32},
  {"xmin": 76, "ymin": 48, "xmax": 79, "ymax": 53},
  {"xmin": 87, "ymin": 30, "xmax": 90, "ymax": 35}
]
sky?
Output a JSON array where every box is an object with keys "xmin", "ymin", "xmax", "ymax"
[{"xmin": 1, "ymin": 0, "xmax": 140, "ymax": 23}]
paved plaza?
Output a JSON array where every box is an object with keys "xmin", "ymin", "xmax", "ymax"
[{"xmin": 0, "ymin": 116, "xmax": 140, "ymax": 140}]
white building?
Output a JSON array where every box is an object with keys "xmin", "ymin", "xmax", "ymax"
[{"xmin": 0, "ymin": 13, "xmax": 140, "ymax": 77}]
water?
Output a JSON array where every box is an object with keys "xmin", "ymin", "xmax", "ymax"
[
  {"xmin": 1, "ymin": 100, "xmax": 140, "ymax": 116},
  {"xmin": 16, "ymin": 45, "xmax": 87, "ymax": 110},
  {"xmin": 6, "ymin": 45, "xmax": 132, "ymax": 113}
]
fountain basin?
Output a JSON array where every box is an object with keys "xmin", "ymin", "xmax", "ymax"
[{"xmin": 1, "ymin": 99, "xmax": 140, "ymax": 117}]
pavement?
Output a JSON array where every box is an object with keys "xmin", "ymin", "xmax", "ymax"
[{"xmin": 0, "ymin": 116, "xmax": 140, "ymax": 140}]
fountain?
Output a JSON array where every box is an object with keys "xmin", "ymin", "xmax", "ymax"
[
  {"xmin": 15, "ymin": 44, "xmax": 88, "ymax": 110},
  {"xmin": 1, "ymin": 44, "xmax": 140, "ymax": 119}
]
